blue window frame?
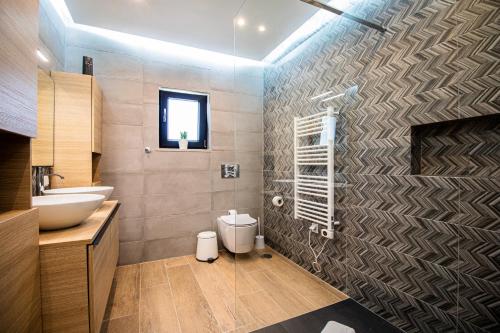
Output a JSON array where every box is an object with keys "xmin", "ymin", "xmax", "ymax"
[{"xmin": 159, "ymin": 89, "xmax": 208, "ymax": 149}]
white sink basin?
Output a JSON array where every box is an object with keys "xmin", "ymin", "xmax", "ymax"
[
  {"xmin": 43, "ymin": 186, "xmax": 114, "ymax": 201},
  {"xmin": 33, "ymin": 194, "xmax": 106, "ymax": 230}
]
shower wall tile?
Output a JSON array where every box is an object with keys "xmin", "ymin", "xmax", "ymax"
[
  {"xmin": 458, "ymin": 225, "xmax": 500, "ymax": 283},
  {"xmin": 143, "ymin": 151, "xmax": 210, "ymax": 171},
  {"xmin": 345, "ymin": 174, "xmax": 460, "ymax": 223},
  {"xmin": 235, "ymin": 132, "xmax": 264, "ymax": 152},
  {"xmin": 236, "ymin": 171, "xmax": 263, "ymax": 191},
  {"xmin": 144, "ymin": 171, "xmax": 210, "ymax": 195},
  {"xmin": 211, "ymin": 172, "xmax": 235, "ymax": 192},
  {"xmin": 344, "ymin": 207, "xmax": 460, "ymax": 269},
  {"xmin": 119, "ymin": 217, "xmax": 144, "ymax": 242},
  {"xmin": 212, "ymin": 191, "xmax": 236, "ymax": 211},
  {"xmin": 142, "ymin": 103, "xmax": 158, "ymax": 127},
  {"xmin": 144, "ymin": 193, "xmax": 211, "ymax": 217},
  {"xmin": 455, "ymin": 177, "xmax": 500, "ymax": 232},
  {"xmin": 102, "ymin": 124, "xmax": 143, "ymax": 150},
  {"xmin": 100, "ymin": 148, "xmax": 144, "ymax": 173},
  {"xmin": 111, "ymin": 196, "xmax": 143, "ymax": 220},
  {"xmin": 346, "ymin": 265, "xmax": 482, "ymax": 333},
  {"xmin": 236, "ymin": 190, "xmax": 263, "ymax": 210},
  {"xmin": 101, "ymin": 173, "xmax": 144, "ymax": 197},
  {"xmin": 234, "ymin": 112, "xmax": 263, "ymax": 133},
  {"xmin": 210, "ymin": 151, "xmax": 236, "ymax": 170},
  {"xmin": 143, "ymin": 213, "xmax": 212, "ymax": 241},
  {"xmin": 98, "ymin": 78, "xmax": 144, "ymax": 105},
  {"xmin": 211, "ymin": 131, "xmax": 235, "ymax": 151},
  {"xmin": 143, "ymin": 236, "xmax": 197, "ymax": 261},
  {"xmin": 263, "ymin": 0, "xmax": 499, "ymax": 331},
  {"xmin": 458, "ymin": 272, "xmax": 500, "ymax": 331},
  {"xmin": 347, "ymin": 236, "xmax": 459, "ymax": 315},
  {"xmin": 236, "ymin": 151, "xmax": 263, "ymax": 171},
  {"xmin": 118, "ymin": 241, "xmax": 145, "ymax": 266},
  {"xmin": 143, "ymin": 61, "xmax": 210, "ymax": 90},
  {"xmin": 102, "ymin": 102, "xmax": 143, "ymax": 126},
  {"xmin": 211, "ymin": 110, "xmax": 235, "ymax": 133}
]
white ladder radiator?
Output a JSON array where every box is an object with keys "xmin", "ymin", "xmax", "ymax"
[{"xmin": 294, "ymin": 107, "xmax": 339, "ymax": 239}]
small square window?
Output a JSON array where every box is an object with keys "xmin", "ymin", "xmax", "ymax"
[{"xmin": 159, "ymin": 89, "xmax": 209, "ymax": 149}]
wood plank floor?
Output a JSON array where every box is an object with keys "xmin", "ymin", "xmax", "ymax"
[{"xmin": 101, "ymin": 248, "xmax": 348, "ymax": 333}]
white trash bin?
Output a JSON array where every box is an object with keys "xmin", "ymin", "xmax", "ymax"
[{"xmin": 196, "ymin": 231, "xmax": 218, "ymax": 262}]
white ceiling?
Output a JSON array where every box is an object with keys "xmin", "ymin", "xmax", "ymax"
[{"xmin": 64, "ymin": 0, "xmax": 319, "ymax": 61}]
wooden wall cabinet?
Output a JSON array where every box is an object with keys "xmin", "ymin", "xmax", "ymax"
[
  {"xmin": 32, "ymin": 69, "xmax": 55, "ymax": 166},
  {"xmin": 39, "ymin": 202, "xmax": 119, "ymax": 333},
  {"xmin": 51, "ymin": 72, "xmax": 102, "ymax": 187},
  {"xmin": 0, "ymin": 0, "xmax": 39, "ymax": 137}
]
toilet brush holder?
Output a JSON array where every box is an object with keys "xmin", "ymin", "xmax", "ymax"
[{"xmin": 255, "ymin": 235, "xmax": 265, "ymax": 250}]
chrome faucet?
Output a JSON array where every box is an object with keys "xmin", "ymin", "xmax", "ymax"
[
  {"xmin": 33, "ymin": 169, "xmax": 65, "ymax": 196},
  {"xmin": 47, "ymin": 173, "xmax": 65, "ymax": 180}
]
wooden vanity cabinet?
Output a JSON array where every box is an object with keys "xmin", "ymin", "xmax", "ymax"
[
  {"xmin": 39, "ymin": 202, "xmax": 119, "ymax": 333},
  {"xmin": 51, "ymin": 72, "xmax": 102, "ymax": 188}
]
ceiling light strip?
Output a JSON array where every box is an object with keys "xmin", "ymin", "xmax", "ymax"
[{"xmin": 48, "ymin": 0, "xmax": 263, "ymax": 67}]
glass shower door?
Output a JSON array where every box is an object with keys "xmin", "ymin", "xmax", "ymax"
[{"xmin": 232, "ymin": 1, "xmax": 365, "ymax": 332}]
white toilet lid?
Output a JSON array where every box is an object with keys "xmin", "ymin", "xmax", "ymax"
[{"xmin": 220, "ymin": 214, "xmax": 257, "ymax": 226}]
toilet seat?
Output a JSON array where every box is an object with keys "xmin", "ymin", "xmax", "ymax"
[{"xmin": 220, "ymin": 214, "xmax": 256, "ymax": 227}]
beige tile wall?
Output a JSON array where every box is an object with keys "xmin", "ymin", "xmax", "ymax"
[{"xmin": 64, "ymin": 27, "xmax": 264, "ymax": 264}]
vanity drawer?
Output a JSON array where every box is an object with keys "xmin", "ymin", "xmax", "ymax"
[{"xmin": 88, "ymin": 211, "xmax": 119, "ymax": 333}]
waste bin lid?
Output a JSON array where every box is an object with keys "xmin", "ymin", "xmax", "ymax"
[{"xmin": 198, "ymin": 231, "xmax": 216, "ymax": 239}]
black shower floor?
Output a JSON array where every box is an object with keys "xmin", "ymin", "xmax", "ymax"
[{"xmin": 252, "ymin": 298, "xmax": 403, "ymax": 333}]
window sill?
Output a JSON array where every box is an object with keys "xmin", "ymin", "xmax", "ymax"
[{"xmin": 155, "ymin": 148, "xmax": 212, "ymax": 153}]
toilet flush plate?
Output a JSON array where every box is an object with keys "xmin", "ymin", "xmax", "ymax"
[{"xmin": 221, "ymin": 164, "xmax": 240, "ymax": 178}]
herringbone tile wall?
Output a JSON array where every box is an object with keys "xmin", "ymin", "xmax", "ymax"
[{"xmin": 262, "ymin": 0, "xmax": 499, "ymax": 332}]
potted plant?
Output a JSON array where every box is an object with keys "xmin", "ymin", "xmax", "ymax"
[{"xmin": 179, "ymin": 131, "xmax": 188, "ymax": 150}]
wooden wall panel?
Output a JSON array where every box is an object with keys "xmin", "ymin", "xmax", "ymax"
[
  {"xmin": 52, "ymin": 72, "xmax": 92, "ymax": 188},
  {"xmin": 32, "ymin": 68, "xmax": 55, "ymax": 166},
  {"xmin": 0, "ymin": 208, "xmax": 41, "ymax": 333},
  {"xmin": 0, "ymin": 0, "xmax": 39, "ymax": 137}
]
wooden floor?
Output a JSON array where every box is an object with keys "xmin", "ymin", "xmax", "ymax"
[{"xmin": 101, "ymin": 248, "xmax": 347, "ymax": 333}]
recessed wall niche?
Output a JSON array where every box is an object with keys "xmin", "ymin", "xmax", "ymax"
[{"xmin": 411, "ymin": 114, "xmax": 500, "ymax": 177}]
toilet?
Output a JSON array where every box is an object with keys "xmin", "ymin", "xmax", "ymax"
[{"xmin": 217, "ymin": 213, "xmax": 257, "ymax": 253}]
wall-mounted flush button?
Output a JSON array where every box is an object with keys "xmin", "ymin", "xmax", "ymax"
[{"xmin": 221, "ymin": 164, "xmax": 240, "ymax": 178}]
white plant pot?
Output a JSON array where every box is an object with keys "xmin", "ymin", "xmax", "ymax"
[{"xmin": 179, "ymin": 139, "xmax": 188, "ymax": 150}]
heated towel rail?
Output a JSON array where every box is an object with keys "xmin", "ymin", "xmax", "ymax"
[{"xmin": 294, "ymin": 107, "xmax": 338, "ymax": 238}]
